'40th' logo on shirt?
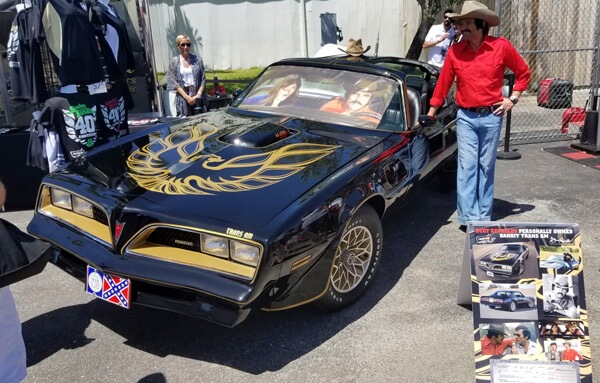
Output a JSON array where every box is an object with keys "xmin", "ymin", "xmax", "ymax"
[
  {"xmin": 63, "ymin": 104, "xmax": 97, "ymax": 148},
  {"xmin": 101, "ymin": 96, "xmax": 126, "ymax": 132}
]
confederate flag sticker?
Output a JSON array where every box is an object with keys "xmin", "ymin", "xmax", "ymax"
[{"xmin": 86, "ymin": 265, "xmax": 131, "ymax": 309}]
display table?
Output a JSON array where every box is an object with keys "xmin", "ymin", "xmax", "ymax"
[{"xmin": 0, "ymin": 128, "xmax": 47, "ymax": 210}]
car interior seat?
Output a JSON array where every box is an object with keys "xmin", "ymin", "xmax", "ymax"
[{"xmin": 406, "ymin": 87, "xmax": 421, "ymax": 126}]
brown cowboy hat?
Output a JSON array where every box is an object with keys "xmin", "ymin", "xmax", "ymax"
[
  {"xmin": 447, "ymin": 1, "xmax": 500, "ymax": 27},
  {"xmin": 338, "ymin": 38, "xmax": 371, "ymax": 56}
]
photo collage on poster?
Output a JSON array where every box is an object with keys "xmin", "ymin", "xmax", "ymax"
[{"xmin": 467, "ymin": 222, "xmax": 591, "ymax": 383}]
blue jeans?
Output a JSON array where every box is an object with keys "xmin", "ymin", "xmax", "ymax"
[{"xmin": 456, "ymin": 109, "xmax": 502, "ymax": 225}]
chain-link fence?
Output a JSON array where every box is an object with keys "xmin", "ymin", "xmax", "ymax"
[{"xmin": 497, "ymin": 0, "xmax": 600, "ymax": 145}]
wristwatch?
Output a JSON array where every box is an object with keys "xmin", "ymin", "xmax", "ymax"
[{"xmin": 509, "ymin": 95, "xmax": 519, "ymax": 104}]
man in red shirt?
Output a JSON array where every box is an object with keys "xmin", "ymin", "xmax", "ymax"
[
  {"xmin": 561, "ymin": 341, "xmax": 583, "ymax": 361},
  {"xmin": 480, "ymin": 323, "xmax": 515, "ymax": 355},
  {"xmin": 426, "ymin": 1, "xmax": 531, "ymax": 232}
]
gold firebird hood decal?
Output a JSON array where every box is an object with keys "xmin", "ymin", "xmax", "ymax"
[{"xmin": 126, "ymin": 124, "xmax": 339, "ymax": 195}]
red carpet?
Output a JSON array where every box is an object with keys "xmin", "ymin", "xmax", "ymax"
[{"xmin": 543, "ymin": 146, "xmax": 600, "ymax": 170}]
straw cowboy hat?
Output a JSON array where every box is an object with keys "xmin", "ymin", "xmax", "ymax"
[
  {"xmin": 447, "ymin": 1, "xmax": 500, "ymax": 27},
  {"xmin": 339, "ymin": 38, "xmax": 371, "ymax": 56}
]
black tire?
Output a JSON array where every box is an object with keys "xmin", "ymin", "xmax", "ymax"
[
  {"xmin": 315, "ymin": 204, "xmax": 383, "ymax": 311},
  {"xmin": 509, "ymin": 301, "xmax": 517, "ymax": 312},
  {"xmin": 516, "ymin": 262, "xmax": 525, "ymax": 275},
  {"xmin": 528, "ymin": 300, "xmax": 534, "ymax": 308}
]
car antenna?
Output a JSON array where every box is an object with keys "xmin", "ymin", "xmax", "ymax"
[{"xmin": 374, "ymin": 0, "xmax": 385, "ymax": 57}]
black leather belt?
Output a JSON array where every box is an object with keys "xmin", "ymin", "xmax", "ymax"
[{"xmin": 461, "ymin": 106, "xmax": 496, "ymax": 114}]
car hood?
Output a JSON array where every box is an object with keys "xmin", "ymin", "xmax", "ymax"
[
  {"xmin": 74, "ymin": 109, "xmax": 391, "ymax": 228},
  {"xmin": 481, "ymin": 251, "xmax": 520, "ymax": 264}
]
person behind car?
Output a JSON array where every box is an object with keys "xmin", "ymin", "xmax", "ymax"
[
  {"xmin": 320, "ymin": 78, "xmax": 390, "ymax": 124},
  {"xmin": 337, "ymin": 38, "xmax": 371, "ymax": 62},
  {"xmin": 562, "ymin": 252, "xmax": 576, "ymax": 271},
  {"xmin": 167, "ymin": 34, "xmax": 208, "ymax": 117},
  {"xmin": 0, "ymin": 179, "xmax": 28, "ymax": 383},
  {"xmin": 426, "ymin": 1, "xmax": 531, "ymax": 233},
  {"xmin": 422, "ymin": 8, "xmax": 455, "ymax": 67},
  {"xmin": 244, "ymin": 75, "xmax": 301, "ymax": 107}
]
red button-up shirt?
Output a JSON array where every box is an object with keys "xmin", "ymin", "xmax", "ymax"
[{"xmin": 430, "ymin": 36, "xmax": 531, "ymax": 108}]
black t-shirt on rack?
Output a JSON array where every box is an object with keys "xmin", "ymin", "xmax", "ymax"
[
  {"xmin": 89, "ymin": 1, "xmax": 135, "ymax": 82},
  {"xmin": 7, "ymin": 9, "xmax": 29, "ymax": 101},
  {"xmin": 41, "ymin": 0, "xmax": 105, "ymax": 86}
]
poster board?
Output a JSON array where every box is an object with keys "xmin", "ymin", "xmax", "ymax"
[{"xmin": 459, "ymin": 222, "xmax": 592, "ymax": 383}]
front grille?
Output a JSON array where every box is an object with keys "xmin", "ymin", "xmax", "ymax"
[
  {"xmin": 93, "ymin": 206, "xmax": 108, "ymax": 225},
  {"xmin": 147, "ymin": 227, "xmax": 201, "ymax": 252}
]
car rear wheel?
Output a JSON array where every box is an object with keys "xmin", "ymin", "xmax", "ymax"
[
  {"xmin": 509, "ymin": 301, "xmax": 517, "ymax": 312},
  {"xmin": 528, "ymin": 300, "xmax": 534, "ymax": 308},
  {"xmin": 315, "ymin": 204, "xmax": 382, "ymax": 311}
]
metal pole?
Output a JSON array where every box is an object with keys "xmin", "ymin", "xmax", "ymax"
[
  {"xmin": 497, "ymin": 73, "xmax": 521, "ymax": 160},
  {"xmin": 300, "ymin": 0, "xmax": 309, "ymax": 58}
]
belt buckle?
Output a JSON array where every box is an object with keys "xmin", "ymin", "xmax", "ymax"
[{"xmin": 476, "ymin": 107, "xmax": 490, "ymax": 114}]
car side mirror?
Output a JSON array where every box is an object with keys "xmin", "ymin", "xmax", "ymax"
[{"xmin": 418, "ymin": 115, "xmax": 437, "ymax": 127}]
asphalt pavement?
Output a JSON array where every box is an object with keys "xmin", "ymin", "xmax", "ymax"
[{"xmin": 3, "ymin": 139, "xmax": 600, "ymax": 383}]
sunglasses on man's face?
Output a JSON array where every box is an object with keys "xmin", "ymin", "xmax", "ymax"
[{"xmin": 179, "ymin": 43, "xmax": 191, "ymax": 47}]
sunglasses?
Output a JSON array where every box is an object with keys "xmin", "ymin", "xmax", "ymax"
[{"xmin": 179, "ymin": 43, "xmax": 191, "ymax": 47}]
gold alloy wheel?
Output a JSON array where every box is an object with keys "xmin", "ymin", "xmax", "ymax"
[{"xmin": 330, "ymin": 225, "xmax": 374, "ymax": 293}]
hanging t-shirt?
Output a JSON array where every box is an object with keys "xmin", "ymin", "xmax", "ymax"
[
  {"xmin": 38, "ymin": 93, "xmax": 99, "ymax": 161},
  {"xmin": 88, "ymin": 0, "xmax": 135, "ymax": 82},
  {"xmin": 7, "ymin": 9, "xmax": 29, "ymax": 100},
  {"xmin": 41, "ymin": 0, "xmax": 105, "ymax": 86},
  {"xmin": 17, "ymin": 4, "xmax": 47, "ymax": 103}
]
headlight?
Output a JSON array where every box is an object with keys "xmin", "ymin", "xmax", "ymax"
[
  {"xmin": 231, "ymin": 241, "xmax": 260, "ymax": 267},
  {"xmin": 72, "ymin": 196, "xmax": 94, "ymax": 218},
  {"xmin": 201, "ymin": 234, "xmax": 229, "ymax": 258},
  {"xmin": 51, "ymin": 188, "xmax": 72, "ymax": 210}
]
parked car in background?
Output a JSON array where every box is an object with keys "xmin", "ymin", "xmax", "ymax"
[
  {"xmin": 27, "ymin": 57, "xmax": 457, "ymax": 327},
  {"xmin": 478, "ymin": 243, "xmax": 530, "ymax": 278},
  {"xmin": 480, "ymin": 290, "xmax": 536, "ymax": 311}
]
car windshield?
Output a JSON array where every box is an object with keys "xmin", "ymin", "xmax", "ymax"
[
  {"xmin": 233, "ymin": 65, "xmax": 402, "ymax": 131},
  {"xmin": 502, "ymin": 245, "xmax": 523, "ymax": 252}
]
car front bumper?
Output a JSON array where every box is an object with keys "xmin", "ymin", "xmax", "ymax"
[{"xmin": 28, "ymin": 214, "xmax": 269, "ymax": 327}]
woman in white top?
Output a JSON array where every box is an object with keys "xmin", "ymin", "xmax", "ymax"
[{"xmin": 167, "ymin": 34, "xmax": 208, "ymax": 117}]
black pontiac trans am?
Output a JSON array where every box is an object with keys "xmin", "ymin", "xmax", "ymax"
[
  {"xmin": 478, "ymin": 243, "xmax": 530, "ymax": 278},
  {"xmin": 480, "ymin": 290, "xmax": 536, "ymax": 311},
  {"xmin": 27, "ymin": 57, "xmax": 457, "ymax": 326}
]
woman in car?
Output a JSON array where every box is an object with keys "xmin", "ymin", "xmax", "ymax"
[{"xmin": 245, "ymin": 75, "xmax": 301, "ymax": 107}]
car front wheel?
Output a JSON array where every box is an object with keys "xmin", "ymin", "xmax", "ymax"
[{"xmin": 315, "ymin": 204, "xmax": 382, "ymax": 311}]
